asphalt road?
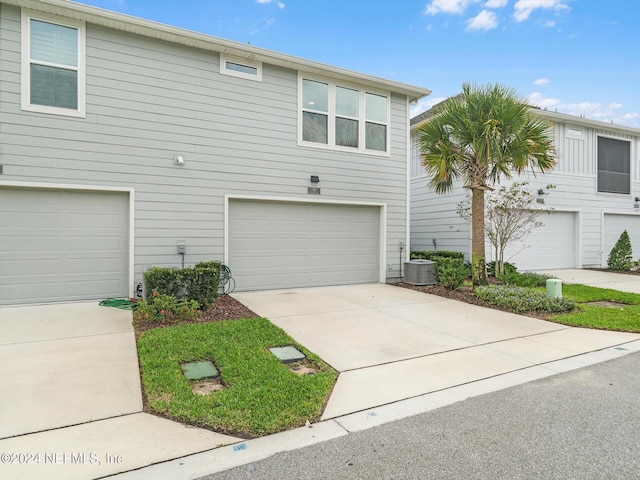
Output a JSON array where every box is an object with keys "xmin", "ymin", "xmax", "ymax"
[{"xmin": 199, "ymin": 351, "xmax": 640, "ymax": 480}]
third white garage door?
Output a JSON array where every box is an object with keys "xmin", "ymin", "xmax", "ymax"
[
  {"xmin": 500, "ymin": 210, "xmax": 577, "ymax": 271},
  {"xmin": 228, "ymin": 200, "xmax": 381, "ymax": 291}
]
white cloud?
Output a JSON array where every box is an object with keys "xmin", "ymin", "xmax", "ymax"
[
  {"xmin": 410, "ymin": 96, "xmax": 447, "ymax": 117},
  {"xmin": 484, "ymin": 0, "xmax": 508, "ymax": 7},
  {"xmin": 543, "ymin": 20, "xmax": 556, "ymax": 27},
  {"xmin": 527, "ymin": 92, "xmax": 639, "ymax": 127},
  {"xmin": 513, "ymin": 0, "xmax": 569, "ymax": 22},
  {"xmin": 425, "ymin": 0, "xmax": 479, "ymax": 15},
  {"xmin": 466, "ymin": 10, "xmax": 498, "ymax": 30},
  {"xmin": 533, "ymin": 77, "xmax": 550, "ymax": 85},
  {"xmin": 257, "ymin": 0, "xmax": 285, "ymax": 8}
]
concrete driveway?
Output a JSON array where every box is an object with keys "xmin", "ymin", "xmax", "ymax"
[
  {"xmin": 0, "ymin": 302, "xmax": 240, "ymax": 480},
  {"xmin": 233, "ymin": 283, "xmax": 640, "ymax": 418},
  {"xmin": 539, "ymin": 268, "xmax": 640, "ymax": 293}
]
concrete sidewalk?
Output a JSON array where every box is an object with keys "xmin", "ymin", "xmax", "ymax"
[
  {"xmin": 2, "ymin": 284, "xmax": 639, "ymax": 480},
  {"xmin": 538, "ymin": 268, "xmax": 640, "ymax": 293}
]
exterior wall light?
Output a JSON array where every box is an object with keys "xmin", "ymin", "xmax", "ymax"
[
  {"xmin": 174, "ymin": 155, "xmax": 185, "ymax": 165},
  {"xmin": 310, "ymin": 175, "xmax": 320, "ymax": 183}
]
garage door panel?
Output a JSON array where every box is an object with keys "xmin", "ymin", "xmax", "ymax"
[
  {"xmin": 498, "ymin": 211, "xmax": 576, "ymax": 271},
  {"xmin": 0, "ymin": 188, "xmax": 129, "ymax": 305},
  {"xmin": 229, "ymin": 200, "xmax": 380, "ymax": 291}
]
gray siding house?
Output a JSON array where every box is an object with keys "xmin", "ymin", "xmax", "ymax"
[
  {"xmin": 0, "ymin": 0, "xmax": 430, "ymax": 306},
  {"xmin": 410, "ymin": 107, "xmax": 640, "ymax": 270}
]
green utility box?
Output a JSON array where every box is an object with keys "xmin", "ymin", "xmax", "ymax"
[{"xmin": 546, "ymin": 278, "xmax": 562, "ymax": 299}]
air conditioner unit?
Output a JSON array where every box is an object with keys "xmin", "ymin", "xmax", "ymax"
[{"xmin": 404, "ymin": 260, "xmax": 437, "ymax": 285}]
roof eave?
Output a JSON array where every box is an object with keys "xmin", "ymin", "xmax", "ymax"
[{"xmin": 5, "ymin": 0, "xmax": 431, "ymax": 101}]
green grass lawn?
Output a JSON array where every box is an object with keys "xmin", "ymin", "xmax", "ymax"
[
  {"xmin": 549, "ymin": 284, "xmax": 640, "ymax": 333},
  {"xmin": 137, "ymin": 317, "xmax": 337, "ymax": 438}
]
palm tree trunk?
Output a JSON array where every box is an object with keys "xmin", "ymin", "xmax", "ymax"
[{"xmin": 471, "ymin": 187, "xmax": 488, "ymax": 287}]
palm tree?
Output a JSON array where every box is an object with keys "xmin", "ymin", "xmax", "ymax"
[{"xmin": 416, "ymin": 83, "xmax": 556, "ymax": 286}]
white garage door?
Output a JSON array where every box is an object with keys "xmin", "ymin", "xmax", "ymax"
[
  {"xmin": 603, "ymin": 214, "xmax": 640, "ymax": 265},
  {"xmin": 0, "ymin": 188, "xmax": 130, "ymax": 305},
  {"xmin": 229, "ymin": 200, "xmax": 380, "ymax": 291},
  {"xmin": 500, "ymin": 211, "xmax": 576, "ymax": 271}
]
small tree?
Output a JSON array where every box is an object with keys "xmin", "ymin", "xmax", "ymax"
[
  {"xmin": 608, "ymin": 230, "xmax": 633, "ymax": 271},
  {"xmin": 458, "ymin": 182, "xmax": 554, "ymax": 276}
]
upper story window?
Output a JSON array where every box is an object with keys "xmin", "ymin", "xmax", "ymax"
[
  {"xmin": 597, "ymin": 136, "xmax": 631, "ymax": 195},
  {"xmin": 21, "ymin": 10, "xmax": 86, "ymax": 117},
  {"xmin": 566, "ymin": 126, "xmax": 584, "ymax": 138},
  {"xmin": 299, "ymin": 76, "xmax": 389, "ymax": 155},
  {"xmin": 220, "ymin": 54, "xmax": 262, "ymax": 82}
]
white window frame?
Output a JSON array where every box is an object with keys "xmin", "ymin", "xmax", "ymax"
[
  {"xmin": 220, "ymin": 53, "xmax": 262, "ymax": 82},
  {"xmin": 21, "ymin": 9, "xmax": 86, "ymax": 118},
  {"xmin": 298, "ymin": 74, "xmax": 391, "ymax": 156},
  {"xmin": 566, "ymin": 125, "xmax": 584, "ymax": 139}
]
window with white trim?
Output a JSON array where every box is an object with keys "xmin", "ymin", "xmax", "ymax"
[
  {"xmin": 597, "ymin": 136, "xmax": 631, "ymax": 195},
  {"xmin": 220, "ymin": 54, "xmax": 262, "ymax": 82},
  {"xmin": 300, "ymin": 77, "xmax": 389, "ymax": 154},
  {"xmin": 22, "ymin": 10, "xmax": 86, "ymax": 117}
]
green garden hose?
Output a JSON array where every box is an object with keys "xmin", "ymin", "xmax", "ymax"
[{"xmin": 99, "ymin": 298, "xmax": 138, "ymax": 310}]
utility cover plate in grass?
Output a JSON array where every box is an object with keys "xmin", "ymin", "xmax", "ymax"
[
  {"xmin": 181, "ymin": 360, "xmax": 219, "ymax": 381},
  {"xmin": 270, "ymin": 346, "xmax": 305, "ymax": 363}
]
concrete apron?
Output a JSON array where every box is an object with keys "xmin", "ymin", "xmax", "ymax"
[
  {"xmin": 0, "ymin": 302, "xmax": 240, "ymax": 480},
  {"xmin": 232, "ymin": 284, "xmax": 640, "ymax": 419}
]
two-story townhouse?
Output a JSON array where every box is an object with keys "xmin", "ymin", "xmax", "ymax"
[
  {"xmin": 410, "ymin": 106, "xmax": 640, "ymax": 271},
  {"xmin": 0, "ymin": 0, "xmax": 430, "ymax": 306}
]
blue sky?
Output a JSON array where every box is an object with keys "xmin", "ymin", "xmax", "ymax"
[{"xmin": 79, "ymin": 0, "xmax": 639, "ymax": 128}]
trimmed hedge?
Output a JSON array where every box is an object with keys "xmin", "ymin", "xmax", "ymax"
[
  {"xmin": 475, "ymin": 285, "xmax": 575, "ymax": 313},
  {"xmin": 411, "ymin": 250, "xmax": 464, "ymax": 261},
  {"xmin": 144, "ymin": 261, "xmax": 221, "ymax": 309},
  {"xmin": 486, "ymin": 261, "xmax": 517, "ymax": 276}
]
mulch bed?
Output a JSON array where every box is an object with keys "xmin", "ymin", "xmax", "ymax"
[{"xmin": 132, "ymin": 294, "xmax": 259, "ymax": 334}]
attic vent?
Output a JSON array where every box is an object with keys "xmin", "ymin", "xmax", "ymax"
[{"xmin": 404, "ymin": 260, "xmax": 437, "ymax": 285}]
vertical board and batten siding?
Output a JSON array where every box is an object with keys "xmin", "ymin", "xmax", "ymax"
[
  {"xmin": 409, "ymin": 131, "xmax": 471, "ymax": 258},
  {"xmin": 0, "ymin": 4, "xmax": 410, "ymax": 292},
  {"xmin": 409, "ymin": 119, "xmax": 640, "ymax": 268}
]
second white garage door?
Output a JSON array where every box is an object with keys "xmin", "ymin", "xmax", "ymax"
[
  {"xmin": 500, "ymin": 210, "xmax": 577, "ymax": 271},
  {"xmin": 228, "ymin": 200, "xmax": 381, "ymax": 291}
]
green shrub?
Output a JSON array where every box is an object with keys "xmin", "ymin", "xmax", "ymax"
[
  {"xmin": 411, "ymin": 250, "xmax": 464, "ymax": 261},
  {"xmin": 498, "ymin": 271, "xmax": 554, "ymax": 288},
  {"xmin": 475, "ymin": 285, "xmax": 575, "ymax": 313},
  {"xmin": 486, "ymin": 261, "xmax": 517, "ymax": 276},
  {"xmin": 143, "ymin": 267, "xmax": 183, "ymax": 297},
  {"xmin": 144, "ymin": 261, "xmax": 221, "ymax": 309},
  {"xmin": 435, "ymin": 257, "xmax": 468, "ymax": 290},
  {"xmin": 608, "ymin": 230, "xmax": 633, "ymax": 271},
  {"xmin": 133, "ymin": 291, "xmax": 199, "ymax": 324}
]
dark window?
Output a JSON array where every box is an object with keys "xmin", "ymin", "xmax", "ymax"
[{"xmin": 598, "ymin": 137, "xmax": 631, "ymax": 194}]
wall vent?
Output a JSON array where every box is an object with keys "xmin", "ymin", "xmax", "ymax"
[{"xmin": 404, "ymin": 260, "xmax": 437, "ymax": 285}]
